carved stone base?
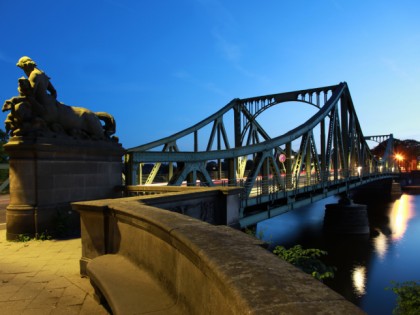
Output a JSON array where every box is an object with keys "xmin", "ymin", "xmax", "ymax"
[{"xmin": 4, "ymin": 136, "xmax": 125, "ymax": 240}]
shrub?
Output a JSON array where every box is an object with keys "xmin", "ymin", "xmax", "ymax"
[
  {"xmin": 388, "ymin": 280, "xmax": 420, "ymax": 315},
  {"xmin": 273, "ymin": 245, "xmax": 336, "ymax": 281}
]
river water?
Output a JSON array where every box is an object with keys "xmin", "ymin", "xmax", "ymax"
[{"xmin": 256, "ymin": 192, "xmax": 420, "ymax": 315}]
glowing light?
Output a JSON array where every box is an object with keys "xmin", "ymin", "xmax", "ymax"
[
  {"xmin": 352, "ymin": 265, "xmax": 367, "ymax": 296},
  {"xmin": 357, "ymin": 166, "xmax": 362, "ymax": 176},
  {"xmin": 395, "ymin": 153, "xmax": 404, "ymax": 162},
  {"xmin": 373, "ymin": 229, "xmax": 388, "ymax": 260},
  {"xmin": 389, "ymin": 194, "xmax": 414, "ymax": 241}
]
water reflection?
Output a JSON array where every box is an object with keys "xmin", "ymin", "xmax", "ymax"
[
  {"xmin": 389, "ymin": 194, "xmax": 414, "ymax": 241},
  {"xmin": 373, "ymin": 230, "xmax": 388, "ymax": 260},
  {"xmin": 371, "ymin": 195, "xmax": 414, "ymax": 260},
  {"xmin": 352, "ymin": 265, "xmax": 367, "ymax": 296},
  {"xmin": 257, "ymin": 194, "xmax": 420, "ymax": 314}
]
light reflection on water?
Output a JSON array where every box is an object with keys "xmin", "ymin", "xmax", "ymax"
[
  {"xmin": 352, "ymin": 265, "xmax": 367, "ymax": 297},
  {"xmin": 372, "ymin": 230, "xmax": 388, "ymax": 260},
  {"xmin": 389, "ymin": 194, "xmax": 414, "ymax": 241},
  {"xmin": 257, "ymin": 193, "xmax": 420, "ymax": 315}
]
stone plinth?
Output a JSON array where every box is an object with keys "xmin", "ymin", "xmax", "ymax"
[{"xmin": 4, "ymin": 136, "xmax": 125, "ymax": 240}]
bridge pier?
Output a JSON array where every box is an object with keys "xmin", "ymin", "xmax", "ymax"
[
  {"xmin": 391, "ymin": 180, "xmax": 402, "ymax": 199},
  {"xmin": 324, "ymin": 196, "xmax": 370, "ymax": 234}
]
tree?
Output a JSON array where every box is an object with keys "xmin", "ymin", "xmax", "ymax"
[
  {"xmin": 0, "ymin": 128, "xmax": 8, "ymax": 163},
  {"xmin": 0, "ymin": 129, "xmax": 9, "ymax": 193},
  {"xmin": 371, "ymin": 138, "xmax": 420, "ymax": 171}
]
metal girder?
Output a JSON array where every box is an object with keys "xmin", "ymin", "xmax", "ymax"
[
  {"xmin": 291, "ymin": 133, "xmax": 309, "ymax": 187},
  {"xmin": 145, "ymin": 162, "xmax": 161, "ymax": 184},
  {"xmin": 168, "ymin": 161, "xmax": 214, "ymax": 186},
  {"xmin": 125, "ymin": 82, "xmax": 396, "ymax": 216},
  {"xmin": 243, "ymin": 150, "xmax": 281, "ymax": 198},
  {"xmin": 207, "ymin": 117, "xmax": 230, "ymax": 151},
  {"xmin": 237, "ymin": 156, "xmax": 247, "ymax": 178}
]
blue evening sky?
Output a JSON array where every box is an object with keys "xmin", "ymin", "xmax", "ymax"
[{"xmin": 1, "ymin": 0, "xmax": 419, "ymax": 149}]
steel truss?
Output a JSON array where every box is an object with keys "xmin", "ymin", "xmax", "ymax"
[{"xmin": 126, "ymin": 82, "xmax": 397, "ymax": 212}]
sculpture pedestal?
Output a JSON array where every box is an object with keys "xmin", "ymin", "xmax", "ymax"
[{"xmin": 4, "ymin": 136, "xmax": 125, "ymax": 240}]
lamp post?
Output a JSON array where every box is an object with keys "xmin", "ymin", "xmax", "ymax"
[{"xmin": 395, "ymin": 154, "xmax": 404, "ymax": 172}]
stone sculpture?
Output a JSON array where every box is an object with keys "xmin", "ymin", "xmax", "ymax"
[{"xmin": 2, "ymin": 56, "xmax": 116, "ymax": 140}]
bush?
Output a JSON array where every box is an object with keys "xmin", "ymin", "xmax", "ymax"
[
  {"xmin": 388, "ymin": 280, "xmax": 420, "ymax": 315},
  {"xmin": 273, "ymin": 245, "xmax": 336, "ymax": 281}
]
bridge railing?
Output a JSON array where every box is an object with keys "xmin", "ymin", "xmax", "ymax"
[{"xmin": 129, "ymin": 167, "xmax": 399, "ymax": 200}]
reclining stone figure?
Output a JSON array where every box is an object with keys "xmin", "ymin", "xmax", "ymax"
[{"xmin": 2, "ymin": 56, "xmax": 116, "ymax": 140}]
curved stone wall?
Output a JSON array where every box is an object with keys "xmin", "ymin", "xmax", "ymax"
[{"xmin": 73, "ymin": 193, "xmax": 365, "ymax": 314}]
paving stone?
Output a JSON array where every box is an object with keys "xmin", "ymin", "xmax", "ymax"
[
  {"xmin": 37, "ymin": 287, "xmax": 65, "ymax": 300},
  {"xmin": 0, "ymin": 299, "xmax": 32, "ymax": 314},
  {"xmin": 79, "ymin": 296, "xmax": 109, "ymax": 315},
  {"xmin": 60, "ymin": 286, "xmax": 87, "ymax": 306},
  {"xmin": 45, "ymin": 276, "xmax": 73, "ymax": 289},
  {"xmin": 8, "ymin": 282, "xmax": 44, "ymax": 301},
  {"xmin": 22, "ymin": 307, "xmax": 54, "ymax": 315},
  {"xmin": 0, "ymin": 230, "xmax": 110, "ymax": 314}
]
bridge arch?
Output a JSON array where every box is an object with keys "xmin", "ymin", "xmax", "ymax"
[
  {"xmin": 125, "ymin": 82, "xmax": 398, "ymax": 225},
  {"xmin": 240, "ymin": 99, "xmax": 323, "ymax": 148}
]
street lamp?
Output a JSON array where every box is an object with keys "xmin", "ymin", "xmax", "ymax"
[{"xmin": 395, "ymin": 153, "xmax": 404, "ymax": 171}]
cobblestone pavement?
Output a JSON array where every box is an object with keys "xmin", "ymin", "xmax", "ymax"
[{"xmin": 0, "ymin": 229, "xmax": 109, "ymax": 314}]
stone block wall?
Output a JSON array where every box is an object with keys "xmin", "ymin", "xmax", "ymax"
[{"xmin": 5, "ymin": 136, "xmax": 124, "ymax": 240}]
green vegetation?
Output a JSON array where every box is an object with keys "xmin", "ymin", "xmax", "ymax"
[
  {"xmin": 15, "ymin": 234, "xmax": 31, "ymax": 242},
  {"xmin": 242, "ymin": 227, "xmax": 334, "ymax": 281},
  {"xmin": 0, "ymin": 128, "xmax": 8, "ymax": 161},
  {"xmin": 273, "ymin": 245, "xmax": 336, "ymax": 281},
  {"xmin": 14, "ymin": 231, "xmax": 52, "ymax": 242},
  {"xmin": 37, "ymin": 231, "xmax": 53, "ymax": 241},
  {"xmin": 244, "ymin": 226, "xmax": 256, "ymax": 237},
  {"xmin": 244, "ymin": 226, "xmax": 266, "ymax": 240},
  {"xmin": 0, "ymin": 128, "xmax": 9, "ymax": 193},
  {"xmin": 388, "ymin": 281, "xmax": 420, "ymax": 315}
]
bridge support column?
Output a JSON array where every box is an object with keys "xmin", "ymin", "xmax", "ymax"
[
  {"xmin": 324, "ymin": 196, "xmax": 369, "ymax": 234},
  {"xmin": 4, "ymin": 137, "xmax": 125, "ymax": 240},
  {"xmin": 390, "ymin": 180, "xmax": 402, "ymax": 199}
]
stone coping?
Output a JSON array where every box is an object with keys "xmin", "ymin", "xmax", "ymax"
[
  {"xmin": 124, "ymin": 185, "xmax": 242, "ymax": 202},
  {"xmin": 73, "ymin": 195, "xmax": 365, "ymax": 314}
]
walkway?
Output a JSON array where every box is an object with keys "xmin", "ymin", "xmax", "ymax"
[{"xmin": 0, "ymin": 195, "xmax": 109, "ymax": 315}]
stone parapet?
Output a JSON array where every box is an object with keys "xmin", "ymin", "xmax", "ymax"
[
  {"xmin": 125, "ymin": 185, "xmax": 242, "ymax": 226},
  {"xmin": 73, "ymin": 196, "xmax": 365, "ymax": 314}
]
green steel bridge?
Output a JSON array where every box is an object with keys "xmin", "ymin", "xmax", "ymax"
[{"xmin": 125, "ymin": 82, "xmax": 398, "ymax": 227}]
